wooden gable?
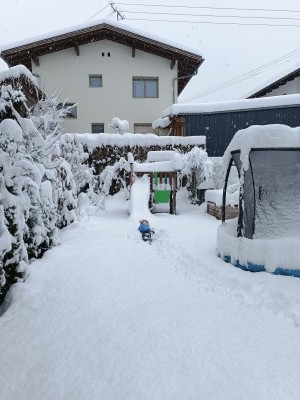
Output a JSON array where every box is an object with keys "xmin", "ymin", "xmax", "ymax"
[{"xmin": 1, "ymin": 23, "xmax": 204, "ymax": 95}]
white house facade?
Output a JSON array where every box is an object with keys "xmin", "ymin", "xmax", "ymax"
[
  {"xmin": 244, "ymin": 62, "xmax": 300, "ymax": 99},
  {"xmin": 261, "ymin": 76, "xmax": 300, "ymax": 97},
  {"xmin": 0, "ymin": 19, "xmax": 204, "ymax": 134}
]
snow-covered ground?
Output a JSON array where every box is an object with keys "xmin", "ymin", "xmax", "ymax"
[{"xmin": 1, "ymin": 188, "xmax": 300, "ymax": 400}]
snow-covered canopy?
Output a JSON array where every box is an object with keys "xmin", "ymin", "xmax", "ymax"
[
  {"xmin": 132, "ymin": 160, "xmax": 178, "ymax": 173},
  {"xmin": 131, "ymin": 150, "xmax": 183, "ymax": 172},
  {"xmin": 161, "ymin": 93, "xmax": 300, "ymax": 119},
  {"xmin": 146, "ymin": 150, "xmax": 178, "ymax": 162},
  {"xmin": 223, "ymin": 124, "xmax": 300, "ymax": 171}
]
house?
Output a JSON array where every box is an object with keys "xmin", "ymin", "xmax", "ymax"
[
  {"xmin": 153, "ymin": 94, "xmax": 300, "ymax": 156},
  {"xmin": 0, "ymin": 19, "xmax": 204, "ymax": 134},
  {"xmin": 0, "ymin": 65, "xmax": 41, "ymax": 121},
  {"xmin": 244, "ymin": 61, "xmax": 300, "ymax": 99}
]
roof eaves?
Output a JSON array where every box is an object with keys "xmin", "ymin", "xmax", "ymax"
[{"xmin": 245, "ymin": 67, "xmax": 300, "ymax": 99}]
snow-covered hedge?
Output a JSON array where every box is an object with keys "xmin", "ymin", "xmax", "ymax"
[
  {"xmin": 60, "ymin": 133, "xmax": 205, "ymax": 198},
  {"xmin": 0, "ymin": 84, "xmax": 78, "ymax": 305}
]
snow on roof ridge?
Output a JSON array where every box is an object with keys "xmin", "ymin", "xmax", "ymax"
[
  {"xmin": 0, "ymin": 65, "xmax": 37, "ymax": 85},
  {"xmin": 163, "ymin": 93, "xmax": 300, "ymax": 117},
  {"xmin": 242, "ymin": 61, "xmax": 300, "ymax": 99},
  {"xmin": 0, "ymin": 18, "xmax": 203, "ymax": 58}
]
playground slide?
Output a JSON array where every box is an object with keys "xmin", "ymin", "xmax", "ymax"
[{"xmin": 129, "ymin": 176, "xmax": 152, "ymax": 220}]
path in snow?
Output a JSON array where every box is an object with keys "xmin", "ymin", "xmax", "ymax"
[{"xmin": 1, "ymin": 190, "xmax": 300, "ymax": 400}]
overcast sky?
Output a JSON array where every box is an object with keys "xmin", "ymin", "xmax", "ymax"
[{"xmin": 0, "ymin": 0, "xmax": 299, "ymax": 103}]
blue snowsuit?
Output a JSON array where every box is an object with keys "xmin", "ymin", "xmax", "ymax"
[{"xmin": 138, "ymin": 223, "xmax": 151, "ymax": 233}]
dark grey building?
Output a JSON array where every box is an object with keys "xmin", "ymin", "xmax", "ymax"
[{"xmin": 158, "ymin": 95, "xmax": 300, "ymax": 156}]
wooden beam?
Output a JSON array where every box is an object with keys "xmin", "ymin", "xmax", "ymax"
[
  {"xmin": 74, "ymin": 45, "xmax": 80, "ymax": 56},
  {"xmin": 132, "ymin": 47, "xmax": 135, "ymax": 58},
  {"xmin": 31, "ymin": 54, "xmax": 39, "ymax": 67},
  {"xmin": 170, "ymin": 59, "xmax": 176, "ymax": 70}
]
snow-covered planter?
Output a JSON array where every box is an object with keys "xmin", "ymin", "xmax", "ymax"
[
  {"xmin": 205, "ymin": 185, "xmax": 239, "ymax": 220},
  {"xmin": 217, "ymin": 124, "xmax": 300, "ymax": 277}
]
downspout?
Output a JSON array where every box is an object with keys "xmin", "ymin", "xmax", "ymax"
[{"xmin": 172, "ymin": 67, "xmax": 200, "ymax": 104}]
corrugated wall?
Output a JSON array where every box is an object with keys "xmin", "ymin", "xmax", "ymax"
[{"xmin": 185, "ymin": 105, "xmax": 300, "ymax": 156}]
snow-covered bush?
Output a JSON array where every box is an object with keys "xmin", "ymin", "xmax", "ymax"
[
  {"xmin": 109, "ymin": 117, "xmax": 129, "ymax": 135},
  {"xmin": 0, "ymin": 85, "xmax": 79, "ymax": 304},
  {"xmin": 59, "ymin": 136, "xmax": 100, "ymax": 212},
  {"xmin": 99, "ymin": 157, "xmax": 129, "ymax": 208},
  {"xmin": 0, "ymin": 83, "xmax": 26, "ymax": 122},
  {"xmin": 181, "ymin": 147, "xmax": 215, "ymax": 202},
  {"xmin": 53, "ymin": 160, "xmax": 78, "ymax": 228},
  {"xmin": 0, "ymin": 118, "xmax": 57, "ymax": 301}
]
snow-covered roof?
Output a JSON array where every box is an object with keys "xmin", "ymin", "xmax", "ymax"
[
  {"xmin": 146, "ymin": 151, "xmax": 177, "ymax": 162},
  {"xmin": 0, "ymin": 19, "xmax": 203, "ymax": 95},
  {"xmin": 133, "ymin": 160, "xmax": 180, "ymax": 173},
  {"xmin": 62, "ymin": 132, "xmax": 206, "ymax": 150},
  {"xmin": 152, "ymin": 117, "xmax": 171, "ymax": 130},
  {"xmin": 223, "ymin": 124, "xmax": 300, "ymax": 170},
  {"xmin": 243, "ymin": 61, "xmax": 300, "ymax": 99},
  {"xmin": 0, "ymin": 18, "xmax": 203, "ymax": 58},
  {"xmin": 0, "ymin": 65, "xmax": 37, "ymax": 86},
  {"xmin": 161, "ymin": 94, "xmax": 300, "ymax": 119},
  {"xmin": 129, "ymin": 150, "xmax": 183, "ymax": 172}
]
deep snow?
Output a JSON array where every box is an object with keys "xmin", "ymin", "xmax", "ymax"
[{"xmin": 1, "ymin": 189, "xmax": 300, "ymax": 400}]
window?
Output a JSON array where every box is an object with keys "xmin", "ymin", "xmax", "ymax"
[
  {"xmin": 133, "ymin": 77, "xmax": 158, "ymax": 98},
  {"xmin": 134, "ymin": 123, "xmax": 156, "ymax": 134},
  {"xmin": 91, "ymin": 123, "xmax": 104, "ymax": 133},
  {"xmin": 89, "ymin": 74, "xmax": 103, "ymax": 87},
  {"xmin": 57, "ymin": 103, "xmax": 77, "ymax": 118}
]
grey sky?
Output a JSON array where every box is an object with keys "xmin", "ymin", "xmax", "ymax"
[{"xmin": 0, "ymin": 0, "xmax": 299, "ymax": 102}]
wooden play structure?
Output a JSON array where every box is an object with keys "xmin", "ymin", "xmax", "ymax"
[
  {"xmin": 128, "ymin": 151, "xmax": 183, "ymax": 214},
  {"xmin": 150, "ymin": 171, "xmax": 178, "ymax": 214}
]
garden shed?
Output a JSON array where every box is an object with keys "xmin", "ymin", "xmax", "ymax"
[{"xmin": 217, "ymin": 124, "xmax": 300, "ymax": 277}]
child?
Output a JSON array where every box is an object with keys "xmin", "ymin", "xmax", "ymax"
[{"xmin": 138, "ymin": 219, "xmax": 155, "ymax": 242}]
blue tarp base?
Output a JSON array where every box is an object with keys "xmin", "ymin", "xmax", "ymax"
[{"xmin": 222, "ymin": 255, "xmax": 300, "ymax": 278}]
